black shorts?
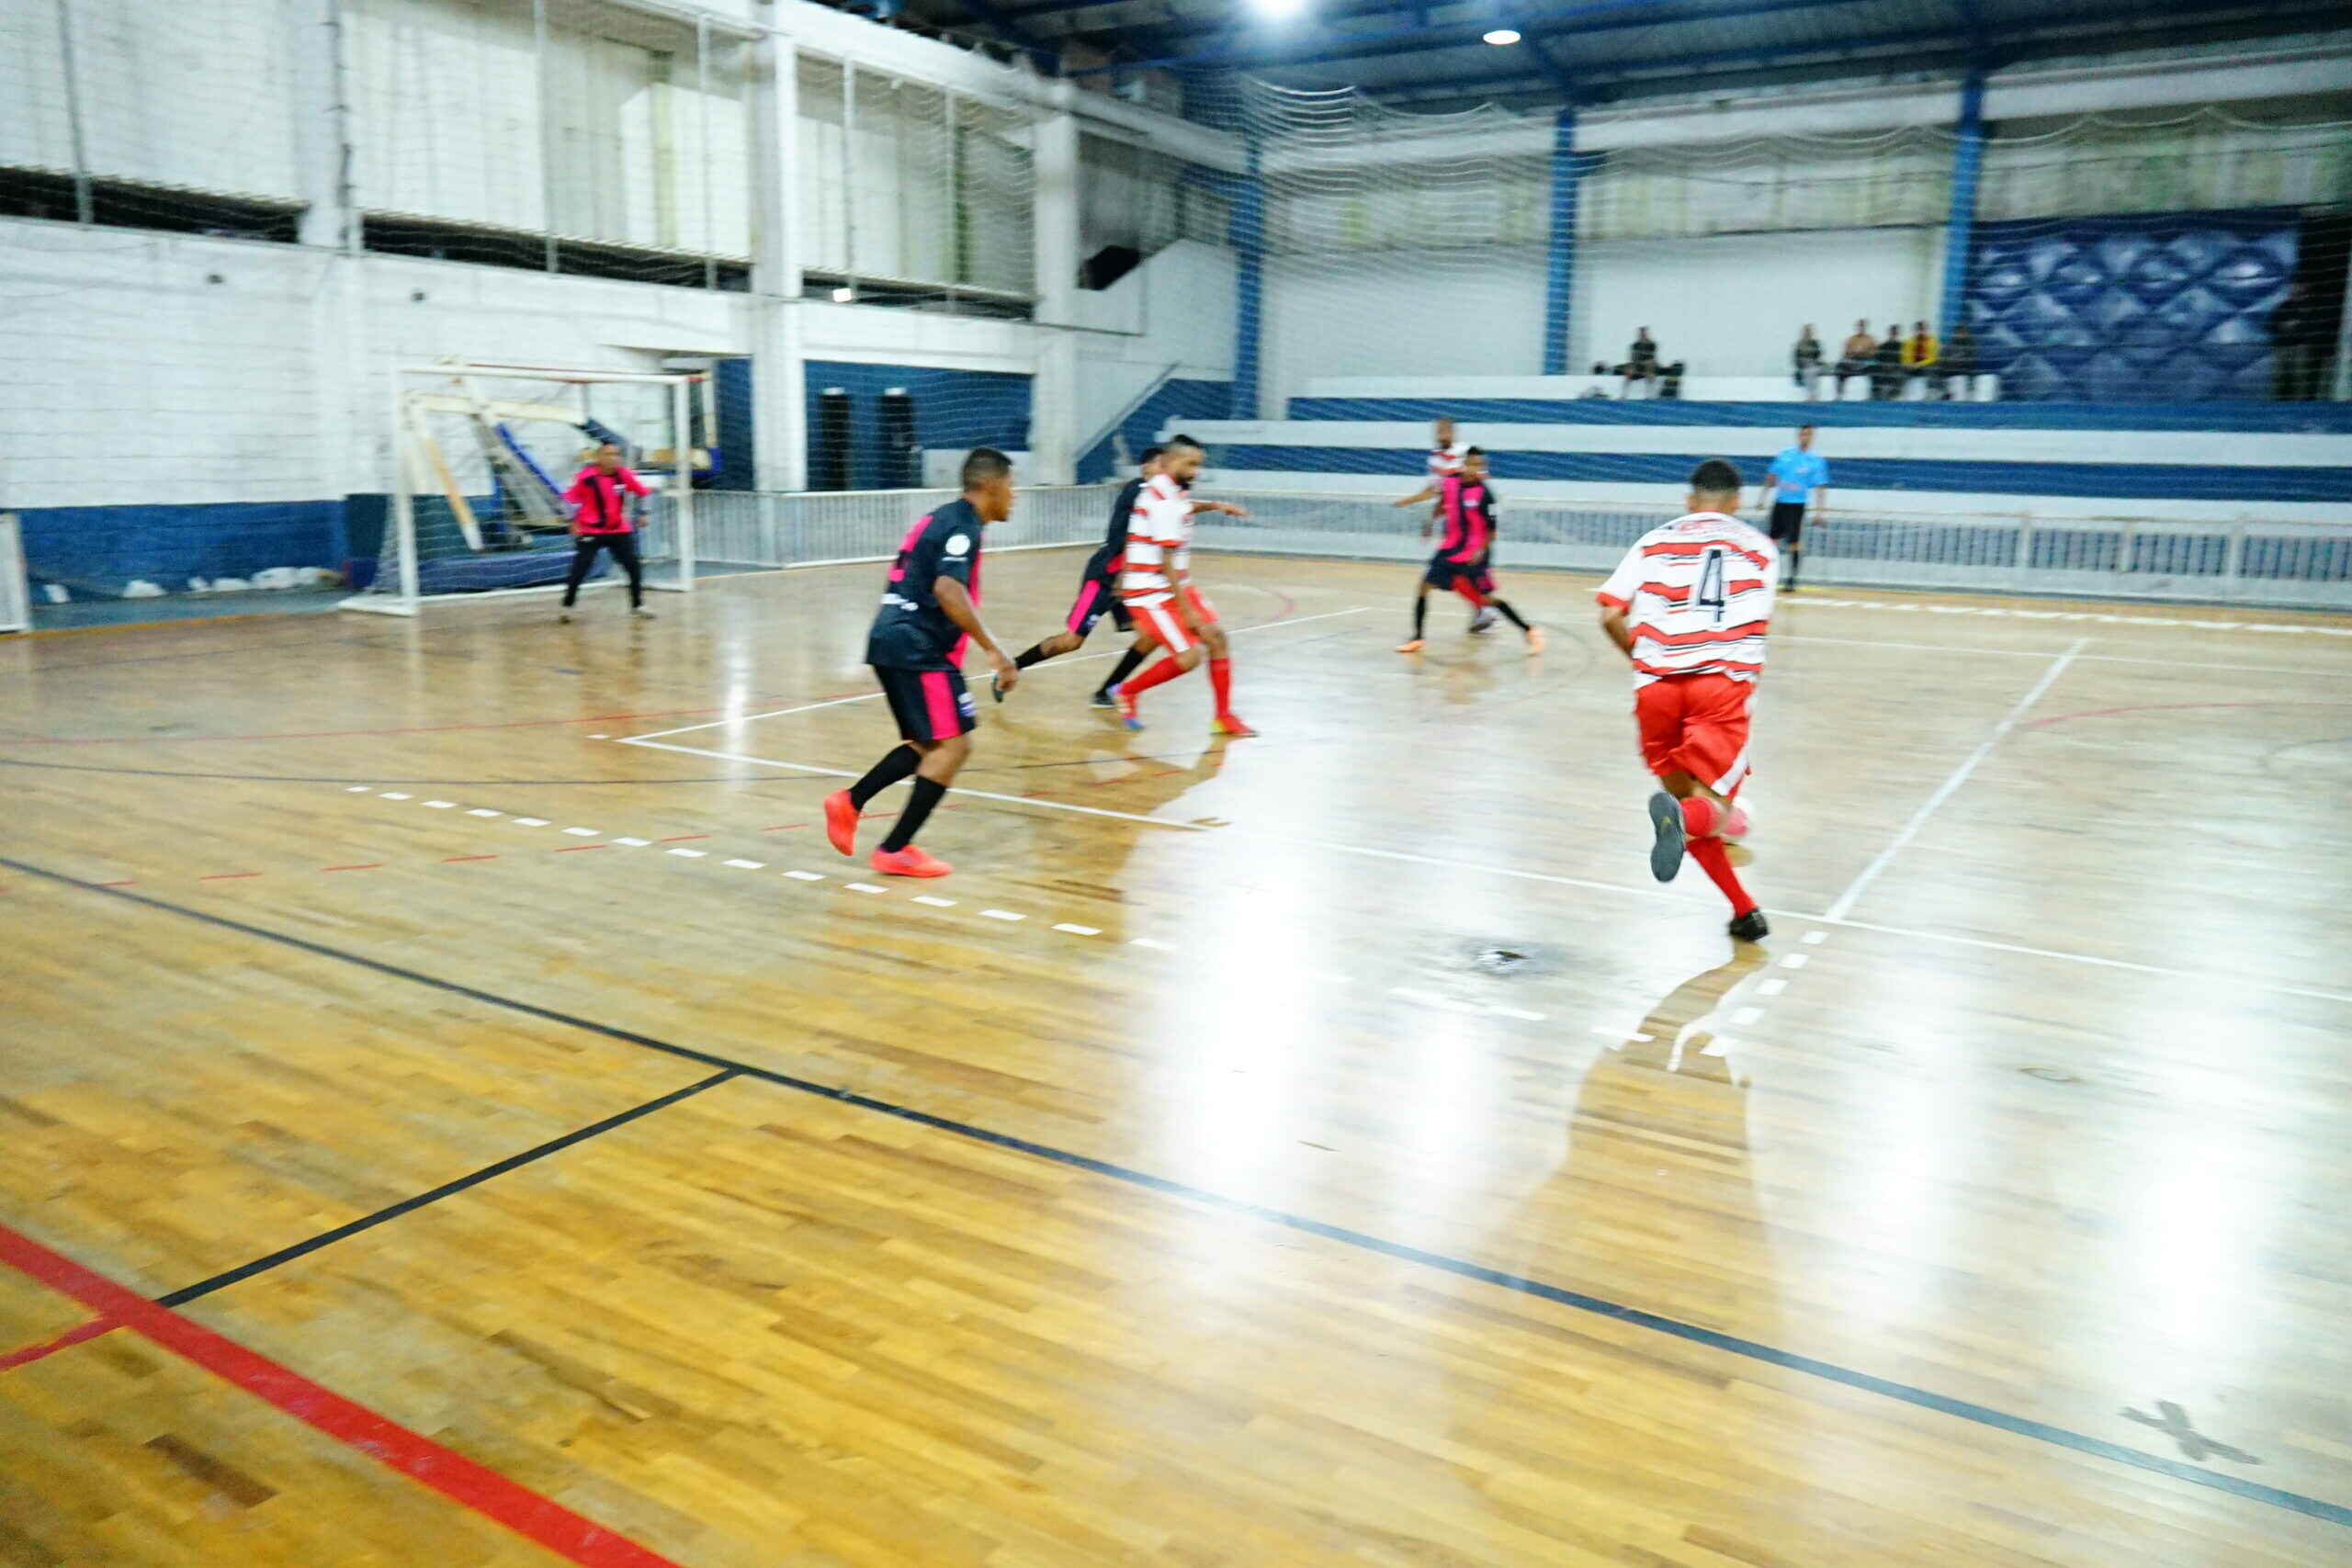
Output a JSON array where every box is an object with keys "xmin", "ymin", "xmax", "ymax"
[
  {"xmin": 1063, "ymin": 570, "xmax": 1132, "ymax": 638},
  {"xmin": 1423, "ymin": 552, "xmax": 1483, "ymax": 591},
  {"xmin": 1768, "ymin": 501, "xmax": 1808, "ymax": 543},
  {"xmin": 873, "ymin": 665, "xmax": 977, "ymax": 742}
]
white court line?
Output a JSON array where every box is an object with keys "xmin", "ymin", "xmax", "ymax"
[
  {"xmin": 1758, "ymin": 978, "xmax": 1788, "ymax": 997},
  {"xmin": 1731, "ymin": 1006, "xmax": 1764, "ymax": 1026},
  {"xmin": 616, "ymin": 738, "xmax": 1214, "ymax": 831},
  {"xmin": 784, "ymin": 870, "xmax": 825, "ymax": 882},
  {"xmin": 1782, "ymin": 632, "xmax": 2352, "ymax": 677},
  {"xmin": 845, "ymin": 882, "xmax": 886, "ymax": 894},
  {"xmin": 980, "ymin": 908, "xmax": 1024, "ymax": 921},
  {"xmin": 561, "ymin": 827, "xmax": 600, "ymax": 837},
  {"xmin": 467, "ymin": 808, "xmax": 503, "ymax": 818},
  {"xmin": 912, "ymin": 894, "xmax": 956, "ymax": 908},
  {"xmin": 1053, "ymin": 922, "xmax": 1102, "ymax": 936},
  {"xmin": 1824, "ymin": 637, "xmax": 2089, "ymax": 924},
  {"xmin": 723, "ymin": 859, "xmax": 764, "ymax": 870},
  {"xmin": 612, "ymin": 836, "xmax": 650, "ymax": 847},
  {"xmin": 616, "ymin": 605, "xmax": 1374, "ymax": 743},
  {"xmin": 666, "ymin": 847, "xmax": 707, "ymax": 858}
]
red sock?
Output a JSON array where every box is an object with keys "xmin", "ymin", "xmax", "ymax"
[
  {"xmin": 1687, "ymin": 837, "xmax": 1756, "ymax": 917},
  {"xmin": 1119, "ymin": 656, "xmax": 1187, "ymax": 701},
  {"xmin": 1208, "ymin": 656, "xmax": 1233, "ymax": 716},
  {"xmin": 1680, "ymin": 795, "xmax": 1722, "ymax": 838},
  {"xmin": 1453, "ymin": 581, "xmax": 1487, "ymax": 608}
]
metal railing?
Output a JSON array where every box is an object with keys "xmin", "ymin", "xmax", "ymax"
[
  {"xmin": 670, "ymin": 484, "xmax": 1122, "ymax": 570},
  {"xmin": 1192, "ymin": 491, "xmax": 2352, "ymax": 611}
]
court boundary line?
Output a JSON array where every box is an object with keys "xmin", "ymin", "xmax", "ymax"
[
  {"xmin": 616, "ymin": 604, "xmax": 1374, "ymax": 742},
  {"xmin": 1826, "ymin": 637, "xmax": 2090, "ymax": 923},
  {"xmin": 0, "ymin": 1217, "xmax": 689, "ymax": 1568},
  {"xmin": 2, "ymin": 853, "xmax": 2342, "ymax": 1532}
]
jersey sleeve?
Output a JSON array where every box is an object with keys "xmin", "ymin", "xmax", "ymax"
[
  {"xmin": 1596, "ymin": 536, "xmax": 1648, "ymax": 610},
  {"xmin": 932, "ymin": 519, "xmax": 980, "ymax": 587},
  {"xmin": 1811, "ymin": 457, "xmax": 1829, "ymax": 488},
  {"xmin": 619, "ymin": 468, "xmax": 651, "ymax": 497},
  {"xmin": 561, "ymin": 471, "xmax": 593, "ymax": 508}
]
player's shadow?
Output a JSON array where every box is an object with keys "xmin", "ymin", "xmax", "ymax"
[{"xmin": 1419, "ymin": 953, "xmax": 1781, "ymax": 1533}]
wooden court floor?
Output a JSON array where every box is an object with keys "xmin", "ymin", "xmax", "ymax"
[{"xmin": 2, "ymin": 549, "xmax": 2348, "ymax": 1567}]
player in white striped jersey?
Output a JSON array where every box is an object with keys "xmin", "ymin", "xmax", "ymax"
[
  {"xmin": 1112, "ymin": 434, "xmax": 1255, "ymax": 737},
  {"xmin": 1597, "ymin": 458, "xmax": 1780, "ymax": 942}
]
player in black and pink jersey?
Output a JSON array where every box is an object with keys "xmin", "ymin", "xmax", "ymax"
[
  {"xmin": 993, "ymin": 446, "xmax": 1164, "ymax": 710},
  {"xmin": 822, "ymin": 448, "xmax": 1020, "ymax": 879},
  {"xmin": 1391, "ymin": 448, "xmax": 1541, "ymax": 653}
]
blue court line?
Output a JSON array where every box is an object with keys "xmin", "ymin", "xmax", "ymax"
[{"xmin": 5, "ymin": 853, "xmax": 2344, "ymax": 1532}]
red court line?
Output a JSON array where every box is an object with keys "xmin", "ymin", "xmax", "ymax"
[
  {"xmin": 0, "ymin": 1317, "xmax": 113, "ymax": 1371},
  {"xmin": 0, "ymin": 1222, "xmax": 684, "ymax": 1568},
  {"xmin": 442, "ymin": 854, "xmax": 499, "ymax": 863},
  {"xmin": 198, "ymin": 872, "xmax": 262, "ymax": 881},
  {"xmin": 321, "ymin": 863, "xmax": 384, "ymax": 873},
  {"xmin": 555, "ymin": 844, "xmax": 608, "ymax": 853},
  {"xmin": 654, "ymin": 835, "xmax": 708, "ymax": 842}
]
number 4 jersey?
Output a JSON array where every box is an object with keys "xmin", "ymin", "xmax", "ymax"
[{"xmin": 1595, "ymin": 511, "xmax": 1781, "ymax": 685}]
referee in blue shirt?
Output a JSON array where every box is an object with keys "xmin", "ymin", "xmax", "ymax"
[{"xmin": 1755, "ymin": 425, "xmax": 1828, "ymax": 590}]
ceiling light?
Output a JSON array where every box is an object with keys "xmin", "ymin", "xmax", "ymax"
[
  {"xmin": 831, "ymin": 286, "xmax": 855, "ymax": 302},
  {"xmin": 1256, "ymin": 0, "xmax": 1306, "ymax": 17},
  {"xmin": 1483, "ymin": 27, "xmax": 1521, "ymax": 44}
]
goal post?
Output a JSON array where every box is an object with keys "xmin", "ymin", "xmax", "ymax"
[{"xmin": 343, "ymin": 361, "xmax": 703, "ymax": 616}]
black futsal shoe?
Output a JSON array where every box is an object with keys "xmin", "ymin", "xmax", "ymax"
[{"xmin": 1728, "ymin": 908, "xmax": 1770, "ymax": 943}]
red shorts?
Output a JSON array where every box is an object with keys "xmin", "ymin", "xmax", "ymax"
[
  {"xmin": 1634, "ymin": 673, "xmax": 1753, "ymax": 796},
  {"xmin": 1128, "ymin": 585, "xmax": 1219, "ymax": 654}
]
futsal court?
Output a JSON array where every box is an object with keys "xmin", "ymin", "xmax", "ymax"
[{"xmin": 3, "ymin": 549, "xmax": 2348, "ymax": 1566}]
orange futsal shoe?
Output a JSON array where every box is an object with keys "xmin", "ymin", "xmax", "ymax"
[
  {"xmin": 1395, "ymin": 638, "xmax": 1426, "ymax": 653},
  {"xmin": 822, "ymin": 789, "xmax": 860, "ymax": 856},
  {"xmin": 1524, "ymin": 626, "xmax": 1546, "ymax": 652},
  {"xmin": 871, "ymin": 845, "xmax": 952, "ymax": 878},
  {"xmin": 1210, "ymin": 713, "xmax": 1259, "ymax": 738}
]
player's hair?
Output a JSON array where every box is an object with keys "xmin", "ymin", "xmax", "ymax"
[
  {"xmin": 1464, "ymin": 445, "xmax": 1486, "ymax": 457},
  {"xmin": 1138, "ymin": 444, "xmax": 1165, "ymax": 466},
  {"xmin": 960, "ymin": 447, "xmax": 1012, "ymax": 489},
  {"xmin": 1690, "ymin": 458, "xmax": 1742, "ymax": 495},
  {"xmin": 1162, "ymin": 433, "xmax": 1204, "ymax": 455}
]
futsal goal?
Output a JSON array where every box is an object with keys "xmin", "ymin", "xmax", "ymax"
[{"xmin": 341, "ymin": 361, "xmax": 704, "ymax": 616}]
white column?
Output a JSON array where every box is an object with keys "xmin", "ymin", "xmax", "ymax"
[
  {"xmin": 291, "ymin": 0, "xmax": 358, "ymax": 253},
  {"xmin": 1029, "ymin": 86, "xmax": 1080, "ymax": 485},
  {"xmin": 750, "ymin": 12, "xmax": 807, "ymax": 491}
]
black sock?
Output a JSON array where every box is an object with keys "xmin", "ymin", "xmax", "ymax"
[
  {"xmin": 1786, "ymin": 552, "xmax": 1801, "ymax": 588},
  {"xmin": 1013, "ymin": 642, "xmax": 1052, "ymax": 670},
  {"xmin": 1411, "ymin": 595, "xmax": 1428, "ymax": 639},
  {"xmin": 1489, "ymin": 599, "xmax": 1530, "ymax": 630},
  {"xmin": 1098, "ymin": 647, "xmax": 1147, "ymax": 694},
  {"xmin": 879, "ymin": 776, "xmax": 945, "ymax": 852},
  {"xmin": 848, "ymin": 744, "xmax": 920, "ymax": 809}
]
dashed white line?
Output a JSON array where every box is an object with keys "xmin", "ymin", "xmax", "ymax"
[
  {"xmin": 1487, "ymin": 1005, "xmax": 1547, "ymax": 1022},
  {"xmin": 1780, "ymin": 953, "xmax": 1810, "ymax": 970},
  {"xmin": 561, "ymin": 827, "xmax": 600, "ymax": 837},
  {"xmin": 344, "ymin": 785, "xmax": 371, "ymax": 793},
  {"xmin": 1130, "ymin": 937, "xmax": 1175, "ymax": 951},
  {"xmin": 723, "ymin": 859, "xmax": 764, "ymax": 870},
  {"xmin": 845, "ymin": 882, "xmax": 886, "ymax": 894},
  {"xmin": 613, "ymin": 837, "xmax": 650, "ymax": 847},
  {"xmin": 666, "ymin": 848, "xmax": 707, "ymax": 859},
  {"xmin": 512, "ymin": 818, "xmax": 549, "ymax": 828},
  {"xmin": 424, "ymin": 800, "xmax": 456, "ymax": 809},
  {"xmin": 1802, "ymin": 931, "xmax": 1827, "ymax": 945},
  {"xmin": 1731, "ymin": 1006, "xmax": 1764, "ymax": 1026},
  {"xmin": 784, "ymin": 870, "xmax": 825, "ymax": 882},
  {"xmin": 1053, "ymin": 922, "xmax": 1102, "ymax": 936},
  {"xmin": 1758, "ymin": 978, "xmax": 1788, "ymax": 997},
  {"xmin": 912, "ymin": 895, "xmax": 956, "ymax": 908},
  {"xmin": 980, "ymin": 908, "xmax": 1024, "ymax": 922},
  {"xmin": 379, "ymin": 792, "xmax": 412, "ymax": 801},
  {"xmin": 467, "ymin": 808, "xmax": 502, "ymax": 818}
]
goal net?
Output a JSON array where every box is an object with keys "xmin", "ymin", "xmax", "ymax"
[{"xmin": 343, "ymin": 362, "xmax": 703, "ymax": 615}]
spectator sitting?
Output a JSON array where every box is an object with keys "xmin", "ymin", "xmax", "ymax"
[
  {"xmin": 1942, "ymin": 323, "xmax": 1978, "ymax": 397},
  {"xmin": 1836, "ymin": 319, "xmax": 1877, "ymax": 397},
  {"xmin": 1623, "ymin": 327, "xmax": 1659, "ymax": 397},
  {"xmin": 1872, "ymin": 322, "xmax": 1905, "ymax": 400},
  {"xmin": 1903, "ymin": 320, "xmax": 1939, "ymax": 397},
  {"xmin": 1792, "ymin": 324, "xmax": 1825, "ymax": 400},
  {"xmin": 1659, "ymin": 361, "xmax": 1686, "ymax": 400}
]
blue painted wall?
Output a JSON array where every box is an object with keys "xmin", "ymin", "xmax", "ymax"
[
  {"xmin": 802, "ymin": 360, "xmax": 1033, "ymax": 491},
  {"xmin": 1207, "ymin": 446, "xmax": 2352, "ymax": 502},
  {"xmin": 18, "ymin": 500, "xmax": 349, "ymax": 595},
  {"xmin": 1963, "ymin": 210, "xmax": 2298, "ymax": 401},
  {"xmin": 1077, "ymin": 378, "xmax": 1237, "ymax": 483}
]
